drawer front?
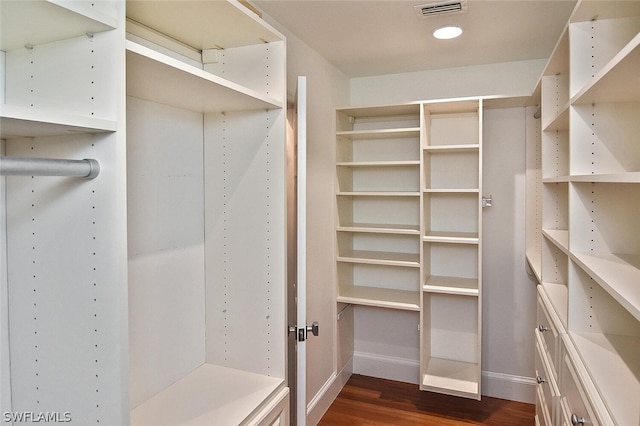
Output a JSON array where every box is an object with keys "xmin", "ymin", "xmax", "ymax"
[
  {"xmin": 537, "ymin": 294, "xmax": 559, "ymax": 378},
  {"xmin": 536, "ymin": 386, "xmax": 552, "ymax": 426},
  {"xmin": 560, "ymin": 353, "xmax": 598, "ymax": 426},
  {"xmin": 535, "ymin": 337, "xmax": 559, "ymax": 425}
]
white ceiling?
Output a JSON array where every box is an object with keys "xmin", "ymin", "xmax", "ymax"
[{"xmin": 253, "ymin": 0, "xmax": 577, "ymax": 77}]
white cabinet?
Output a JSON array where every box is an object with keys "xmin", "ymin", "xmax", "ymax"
[
  {"xmin": 2, "ymin": 1, "xmax": 288, "ymax": 424},
  {"xmin": 528, "ymin": 1, "xmax": 640, "ymax": 425},
  {"xmin": 335, "ymin": 99, "xmax": 483, "ymax": 399}
]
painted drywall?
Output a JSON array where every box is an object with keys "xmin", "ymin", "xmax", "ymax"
[{"xmin": 351, "ymin": 59, "xmax": 546, "ymax": 106}]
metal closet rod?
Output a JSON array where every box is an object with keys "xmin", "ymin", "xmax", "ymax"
[{"xmin": 0, "ymin": 156, "xmax": 100, "ymax": 179}]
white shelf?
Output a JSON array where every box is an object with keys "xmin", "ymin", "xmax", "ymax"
[
  {"xmin": 423, "ymin": 189, "xmax": 479, "ymax": 194},
  {"xmin": 337, "ymin": 223, "xmax": 420, "ymax": 235},
  {"xmin": 126, "ymin": 41, "xmax": 283, "ymax": 113},
  {"xmin": 422, "ymin": 358, "xmax": 480, "ymax": 399},
  {"xmin": 130, "ymin": 363, "xmax": 284, "ymax": 426},
  {"xmin": 542, "ymin": 102, "xmax": 570, "ymax": 132},
  {"xmin": 126, "ymin": 0, "xmax": 282, "ymax": 51},
  {"xmin": 542, "ymin": 176, "xmax": 570, "ymax": 183},
  {"xmin": 0, "ymin": 0, "xmax": 116, "ymax": 51},
  {"xmin": 336, "ymin": 128, "xmax": 420, "ymax": 140},
  {"xmin": 337, "ymin": 250, "xmax": 420, "ymax": 268},
  {"xmin": 570, "ymin": 251, "xmax": 640, "ymax": 322},
  {"xmin": 569, "ymin": 332, "xmax": 640, "ymax": 426},
  {"xmin": 0, "ymin": 104, "xmax": 117, "ymax": 138},
  {"xmin": 337, "ymin": 191, "xmax": 421, "ymax": 197},
  {"xmin": 572, "ymin": 32, "xmax": 640, "ymax": 105},
  {"xmin": 423, "ymin": 231, "xmax": 479, "ymax": 245},
  {"xmin": 542, "ymin": 229, "xmax": 569, "ymax": 254},
  {"xmin": 423, "ymin": 144, "xmax": 479, "ymax": 152},
  {"xmin": 337, "ymin": 286, "xmax": 420, "ymax": 311},
  {"xmin": 570, "ymin": 172, "xmax": 640, "ymax": 183},
  {"xmin": 423, "ymin": 276, "xmax": 479, "ymax": 296},
  {"xmin": 336, "ymin": 161, "xmax": 420, "ymax": 167}
]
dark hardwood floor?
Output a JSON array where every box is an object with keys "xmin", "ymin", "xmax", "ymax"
[{"xmin": 318, "ymin": 375, "xmax": 535, "ymax": 426}]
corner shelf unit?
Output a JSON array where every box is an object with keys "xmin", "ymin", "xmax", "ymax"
[
  {"xmin": 528, "ymin": 2, "xmax": 640, "ymax": 425},
  {"xmin": 335, "ymin": 98, "xmax": 483, "ymax": 399}
]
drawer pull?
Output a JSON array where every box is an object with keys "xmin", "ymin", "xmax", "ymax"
[
  {"xmin": 538, "ymin": 324, "xmax": 549, "ymax": 332},
  {"xmin": 536, "ymin": 376, "xmax": 546, "ymax": 384},
  {"xmin": 571, "ymin": 414, "xmax": 585, "ymax": 425}
]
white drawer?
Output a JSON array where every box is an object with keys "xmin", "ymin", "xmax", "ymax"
[
  {"xmin": 537, "ymin": 291, "xmax": 560, "ymax": 379},
  {"xmin": 536, "ymin": 335, "xmax": 560, "ymax": 425},
  {"xmin": 559, "ymin": 353, "xmax": 598, "ymax": 426}
]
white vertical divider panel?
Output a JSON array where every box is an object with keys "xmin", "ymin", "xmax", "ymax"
[
  {"xmin": 0, "ymin": 139, "xmax": 10, "ymax": 417},
  {"xmin": 6, "ymin": 131, "xmax": 126, "ymax": 425},
  {"xmin": 4, "ymin": 32, "xmax": 118, "ymax": 121},
  {"xmin": 204, "ymin": 108, "xmax": 286, "ymax": 380},
  {"xmin": 203, "ymin": 41, "xmax": 285, "ymax": 102},
  {"xmin": 126, "ymin": 97, "xmax": 206, "ymax": 409}
]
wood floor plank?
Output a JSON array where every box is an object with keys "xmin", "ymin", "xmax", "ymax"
[{"xmin": 319, "ymin": 375, "xmax": 535, "ymax": 425}]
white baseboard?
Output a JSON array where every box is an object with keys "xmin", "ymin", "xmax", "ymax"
[
  {"xmin": 352, "ymin": 351, "xmax": 536, "ymax": 404},
  {"xmin": 481, "ymin": 370, "xmax": 536, "ymax": 404},
  {"xmin": 306, "ymin": 357, "xmax": 353, "ymax": 426}
]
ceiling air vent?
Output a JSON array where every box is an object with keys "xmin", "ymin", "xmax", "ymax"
[{"xmin": 414, "ymin": 0, "xmax": 467, "ymax": 17}]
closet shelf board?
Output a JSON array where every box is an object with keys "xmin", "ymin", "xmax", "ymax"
[
  {"xmin": 126, "ymin": 41, "xmax": 283, "ymax": 113},
  {"xmin": 337, "ymin": 223, "xmax": 420, "ymax": 235},
  {"xmin": 572, "ymin": 33, "xmax": 640, "ymax": 105},
  {"xmin": 422, "ymin": 358, "xmax": 479, "ymax": 399},
  {"xmin": 337, "ymin": 191, "xmax": 421, "ymax": 197},
  {"xmin": 336, "ymin": 161, "xmax": 420, "ymax": 167},
  {"xmin": 423, "ymin": 276, "xmax": 479, "ymax": 296},
  {"xmin": 423, "ymin": 232, "xmax": 479, "ymax": 245},
  {"xmin": 130, "ymin": 363, "xmax": 284, "ymax": 426},
  {"xmin": 423, "ymin": 189, "xmax": 479, "ymax": 194},
  {"xmin": 423, "ymin": 144, "xmax": 480, "ymax": 152},
  {"xmin": 570, "ymin": 251, "xmax": 640, "ymax": 321},
  {"xmin": 337, "ymin": 250, "xmax": 420, "ymax": 268},
  {"xmin": 526, "ymin": 252, "xmax": 542, "ymax": 283},
  {"xmin": 542, "ymin": 176, "xmax": 570, "ymax": 183},
  {"xmin": 542, "ymin": 104, "xmax": 570, "ymax": 132},
  {"xmin": 126, "ymin": 0, "xmax": 282, "ymax": 50},
  {"xmin": 0, "ymin": 0, "xmax": 116, "ymax": 51},
  {"xmin": 0, "ymin": 104, "xmax": 117, "ymax": 138},
  {"xmin": 337, "ymin": 286, "xmax": 420, "ymax": 311},
  {"xmin": 542, "ymin": 229, "xmax": 569, "ymax": 254},
  {"xmin": 570, "ymin": 172, "xmax": 640, "ymax": 183},
  {"xmin": 336, "ymin": 128, "xmax": 420, "ymax": 140}
]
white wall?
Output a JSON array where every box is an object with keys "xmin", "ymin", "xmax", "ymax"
[
  {"xmin": 351, "ymin": 59, "xmax": 546, "ymax": 106},
  {"xmin": 481, "ymin": 107, "xmax": 537, "ymax": 402}
]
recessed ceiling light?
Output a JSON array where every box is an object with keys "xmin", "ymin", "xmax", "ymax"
[{"xmin": 433, "ymin": 25, "xmax": 463, "ymax": 40}]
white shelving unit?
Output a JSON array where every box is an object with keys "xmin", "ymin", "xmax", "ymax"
[
  {"xmin": 335, "ymin": 99, "xmax": 483, "ymax": 399},
  {"xmin": 335, "ymin": 104, "xmax": 422, "ymax": 312},
  {"xmin": 2, "ymin": 1, "xmax": 289, "ymax": 424},
  {"xmin": 125, "ymin": 1, "xmax": 288, "ymax": 425},
  {"xmin": 1, "ymin": 1, "xmax": 128, "ymax": 424},
  {"xmin": 420, "ymin": 99, "xmax": 482, "ymax": 400},
  {"xmin": 528, "ymin": 2, "xmax": 640, "ymax": 425}
]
